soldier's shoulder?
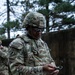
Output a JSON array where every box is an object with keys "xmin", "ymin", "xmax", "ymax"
[{"xmin": 9, "ymin": 38, "xmax": 24, "ymax": 50}]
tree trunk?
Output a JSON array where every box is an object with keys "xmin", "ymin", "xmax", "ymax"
[
  {"xmin": 7, "ymin": 0, "xmax": 10, "ymax": 39},
  {"xmin": 46, "ymin": 3, "xmax": 49, "ymax": 32}
]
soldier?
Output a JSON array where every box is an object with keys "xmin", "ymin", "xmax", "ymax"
[
  {"xmin": 8, "ymin": 12, "xmax": 59, "ymax": 75},
  {"xmin": 0, "ymin": 40, "xmax": 9, "ymax": 75}
]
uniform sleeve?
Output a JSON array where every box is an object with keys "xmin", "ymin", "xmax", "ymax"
[
  {"xmin": 8, "ymin": 38, "xmax": 43, "ymax": 75},
  {"xmin": 0, "ymin": 49, "xmax": 8, "ymax": 58},
  {"xmin": 45, "ymin": 42, "xmax": 56, "ymax": 66}
]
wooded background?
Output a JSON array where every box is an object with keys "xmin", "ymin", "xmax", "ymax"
[{"xmin": 0, "ymin": 0, "xmax": 75, "ymax": 39}]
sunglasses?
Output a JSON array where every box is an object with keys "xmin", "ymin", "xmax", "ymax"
[{"xmin": 32, "ymin": 27, "xmax": 44, "ymax": 32}]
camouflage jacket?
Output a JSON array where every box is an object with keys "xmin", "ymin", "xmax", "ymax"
[
  {"xmin": 8, "ymin": 34, "xmax": 55, "ymax": 75},
  {"xmin": 0, "ymin": 46, "xmax": 9, "ymax": 75}
]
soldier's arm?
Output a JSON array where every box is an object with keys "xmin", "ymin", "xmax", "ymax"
[
  {"xmin": 0, "ymin": 47, "xmax": 8, "ymax": 59},
  {"xmin": 44, "ymin": 42, "xmax": 59, "ymax": 75},
  {"xmin": 45, "ymin": 42, "xmax": 56, "ymax": 65},
  {"xmin": 8, "ymin": 38, "xmax": 43, "ymax": 75}
]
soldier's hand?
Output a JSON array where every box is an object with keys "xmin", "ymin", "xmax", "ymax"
[
  {"xmin": 43, "ymin": 64, "xmax": 55, "ymax": 73},
  {"xmin": 50, "ymin": 69, "xmax": 59, "ymax": 75},
  {"xmin": 43, "ymin": 64, "xmax": 59, "ymax": 75}
]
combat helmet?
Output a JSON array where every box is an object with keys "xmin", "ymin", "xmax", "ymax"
[{"xmin": 22, "ymin": 12, "xmax": 46, "ymax": 28}]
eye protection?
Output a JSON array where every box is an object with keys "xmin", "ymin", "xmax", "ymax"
[{"xmin": 32, "ymin": 27, "xmax": 44, "ymax": 32}]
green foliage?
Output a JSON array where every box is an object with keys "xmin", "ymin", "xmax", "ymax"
[
  {"xmin": 3, "ymin": 20, "xmax": 20, "ymax": 31},
  {"xmin": 0, "ymin": 34, "xmax": 6, "ymax": 40},
  {"xmin": 53, "ymin": 0, "xmax": 62, "ymax": 3},
  {"xmin": 38, "ymin": 9, "xmax": 49, "ymax": 16},
  {"xmin": 0, "ymin": 20, "xmax": 20, "ymax": 38},
  {"xmin": 38, "ymin": 0, "xmax": 63, "ymax": 7},
  {"xmin": 62, "ymin": 17, "xmax": 75, "ymax": 25},
  {"xmin": 8, "ymin": 0, "xmax": 75, "ymax": 32},
  {"xmin": 38, "ymin": 0, "xmax": 50, "ymax": 6},
  {"xmin": 55, "ymin": 2, "xmax": 75, "ymax": 13},
  {"xmin": 0, "ymin": 28, "xmax": 6, "ymax": 35},
  {"xmin": 1, "ymin": 0, "xmax": 75, "ymax": 34}
]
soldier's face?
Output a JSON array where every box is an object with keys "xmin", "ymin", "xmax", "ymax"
[{"xmin": 28, "ymin": 26, "xmax": 43, "ymax": 40}]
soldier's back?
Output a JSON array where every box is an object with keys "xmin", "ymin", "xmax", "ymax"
[{"xmin": 0, "ymin": 46, "xmax": 9, "ymax": 75}]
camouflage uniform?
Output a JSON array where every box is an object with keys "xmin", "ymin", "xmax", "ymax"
[
  {"xmin": 0, "ymin": 46, "xmax": 9, "ymax": 75},
  {"xmin": 8, "ymin": 34, "xmax": 55, "ymax": 75},
  {"xmin": 8, "ymin": 12, "xmax": 56, "ymax": 75}
]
